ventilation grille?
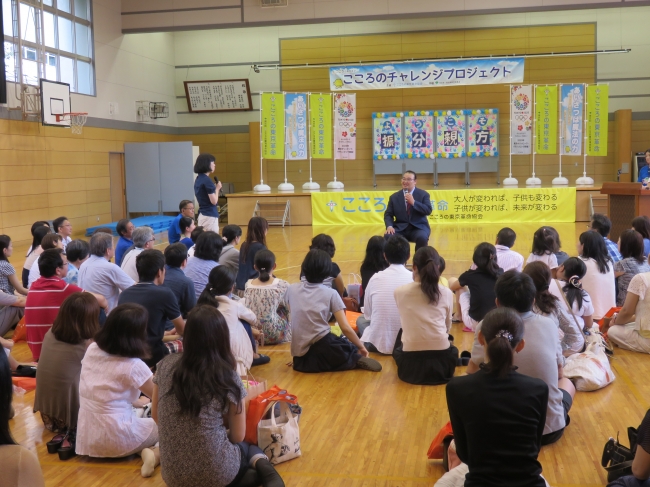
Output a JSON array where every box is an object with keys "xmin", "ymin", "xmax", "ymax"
[{"xmin": 261, "ymin": 0, "xmax": 288, "ymax": 7}]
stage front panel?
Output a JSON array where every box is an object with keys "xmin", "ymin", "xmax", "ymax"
[{"xmin": 311, "ymin": 187, "xmax": 576, "ymax": 225}]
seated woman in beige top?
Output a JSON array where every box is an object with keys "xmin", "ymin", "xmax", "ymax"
[
  {"xmin": 393, "ymin": 246, "xmax": 458, "ymax": 385},
  {"xmin": 0, "ymin": 351, "xmax": 45, "ymax": 487},
  {"xmin": 604, "ymin": 270, "xmax": 650, "ymax": 354}
]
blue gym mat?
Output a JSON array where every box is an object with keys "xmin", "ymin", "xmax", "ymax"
[{"xmin": 85, "ymin": 216, "xmax": 176, "ymax": 237}]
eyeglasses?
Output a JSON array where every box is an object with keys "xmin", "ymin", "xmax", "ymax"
[
  {"xmin": 402, "ymin": 178, "xmax": 415, "ymax": 182},
  {"xmin": 148, "ymin": 237, "xmax": 156, "ymax": 242},
  {"xmin": 183, "ymin": 207, "xmax": 195, "ymax": 211}
]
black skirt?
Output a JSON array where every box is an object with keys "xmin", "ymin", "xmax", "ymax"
[
  {"xmin": 392, "ymin": 329, "xmax": 458, "ymax": 385},
  {"xmin": 293, "ymin": 333, "xmax": 361, "ymax": 373}
]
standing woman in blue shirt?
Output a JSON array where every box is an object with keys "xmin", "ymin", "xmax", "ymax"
[
  {"xmin": 193, "ymin": 153, "xmax": 221, "ymax": 234},
  {"xmin": 638, "ymin": 149, "xmax": 650, "ymax": 182}
]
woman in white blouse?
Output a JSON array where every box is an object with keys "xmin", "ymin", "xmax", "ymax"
[
  {"xmin": 393, "ymin": 246, "xmax": 457, "ymax": 385},
  {"xmin": 76, "ymin": 304, "xmax": 160, "ymax": 478},
  {"xmin": 578, "ymin": 231, "xmax": 616, "ymax": 321}
]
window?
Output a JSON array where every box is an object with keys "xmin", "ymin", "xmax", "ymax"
[{"xmin": 2, "ymin": 0, "xmax": 94, "ymax": 95}]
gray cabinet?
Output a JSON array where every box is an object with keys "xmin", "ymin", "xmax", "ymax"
[{"xmin": 125, "ymin": 142, "xmax": 194, "ymax": 214}]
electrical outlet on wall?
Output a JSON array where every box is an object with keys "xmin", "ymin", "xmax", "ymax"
[{"xmin": 109, "ymin": 102, "xmax": 119, "ymax": 116}]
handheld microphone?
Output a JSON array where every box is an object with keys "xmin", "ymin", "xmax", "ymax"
[
  {"xmin": 213, "ymin": 176, "xmax": 219, "ymax": 185},
  {"xmin": 403, "ymin": 188, "xmax": 408, "ymax": 199}
]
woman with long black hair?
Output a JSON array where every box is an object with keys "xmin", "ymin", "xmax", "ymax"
[
  {"xmin": 152, "ymin": 305, "xmax": 284, "ymax": 487},
  {"xmin": 578, "ymin": 230, "xmax": 615, "ymax": 320},
  {"xmin": 359, "ymin": 236, "xmax": 388, "ymax": 307}
]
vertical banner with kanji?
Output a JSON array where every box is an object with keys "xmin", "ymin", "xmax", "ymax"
[
  {"xmin": 435, "ymin": 111, "xmax": 466, "ymax": 158},
  {"xmin": 404, "ymin": 112, "xmax": 434, "ymax": 158},
  {"xmin": 535, "ymin": 85, "xmax": 558, "ymax": 155},
  {"xmin": 561, "ymin": 84, "xmax": 584, "ymax": 156},
  {"xmin": 285, "ymin": 93, "xmax": 307, "ymax": 160},
  {"xmin": 334, "ymin": 93, "xmax": 356, "ymax": 159},
  {"xmin": 467, "ymin": 109, "xmax": 498, "ymax": 157},
  {"xmin": 587, "ymin": 85, "xmax": 609, "ymax": 156},
  {"xmin": 309, "ymin": 93, "xmax": 332, "ymax": 159},
  {"xmin": 373, "ymin": 113, "xmax": 403, "ymax": 159},
  {"xmin": 261, "ymin": 93, "xmax": 285, "ymax": 159},
  {"xmin": 511, "ymin": 85, "xmax": 532, "ymax": 155}
]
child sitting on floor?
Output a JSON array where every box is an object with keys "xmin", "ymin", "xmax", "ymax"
[
  {"xmin": 286, "ymin": 249, "xmax": 381, "ymax": 373},
  {"xmin": 178, "ymin": 217, "xmax": 195, "ymax": 251},
  {"xmin": 526, "ymin": 226, "xmax": 560, "ymax": 273}
]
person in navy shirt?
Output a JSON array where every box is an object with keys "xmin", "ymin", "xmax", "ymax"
[
  {"xmin": 179, "ymin": 217, "xmax": 195, "ymax": 250},
  {"xmin": 167, "ymin": 200, "xmax": 195, "ymax": 244},
  {"xmin": 638, "ymin": 149, "xmax": 650, "ymax": 182},
  {"xmin": 193, "ymin": 153, "xmax": 221, "ymax": 234},
  {"xmin": 115, "ymin": 218, "xmax": 134, "ymax": 267}
]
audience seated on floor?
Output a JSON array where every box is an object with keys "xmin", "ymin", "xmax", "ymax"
[
  {"xmin": 591, "ymin": 213, "xmax": 623, "ymax": 263},
  {"xmin": 22, "ymin": 226, "xmax": 50, "ymax": 288},
  {"xmin": 197, "ymin": 265, "xmax": 263, "ymax": 373},
  {"xmin": 358, "ymin": 235, "xmax": 388, "ymax": 308},
  {"xmin": 286, "ymin": 249, "xmax": 381, "ymax": 373},
  {"xmin": 236, "ymin": 217, "xmax": 268, "ymax": 295},
  {"xmin": 114, "ymin": 218, "xmax": 134, "ymax": 267},
  {"xmin": 357, "ymin": 234, "xmax": 412, "ymax": 354},
  {"xmin": 579, "ymin": 230, "xmax": 616, "ymax": 321},
  {"xmin": 526, "ymin": 226, "xmax": 560, "ymax": 272},
  {"xmin": 492, "ymin": 227, "xmax": 524, "ymax": 272},
  {"xmin": 63, "ymin": 239, "xmax": 90, "ymax": 286},
  {"xmin": 25, "ymin": 249, "xmax": 107, "ymax": 361},
  {"xmin": 162, "ymin": 243, "xmax": 197, "ymax": 324},
  {"xmin": 118, "ymin": 249, "xmax": 185, "ymax": 368},
  {"xmin": 244, "ymin": 249, "xmax": 291, "ymax": 345},
  {"xmin": 441, "ymin": 308, "xmax": 550, "ymax": 487},
  {"xmin": 449, "ymin": 242, "xmax": 502, "ymax": 332},
  {"xmin": 220, "ymin": 224, "xmax": 242, "ymax": 272},
  {"xmin": 632, "ymin": 216, "xmax": 650, "ymax": 258},
  {"xmin": 547, "ymin": 226, "xmax": 570, "ymax": 266},
  {"xmin": 76, "ymin": 304, "xmax": 160, "ymax": 478},
  {"xmin": 552, "ymin": 257, "xmax": 594, "ymax": 332},
  {"xmin": 28, "ymin": 233, "xmax": 64, "ymax": 287},
  {"xmin": 0, "ymin": 288, "xmax": 24, "ymax": 339},
  {"xmin": 393, "ymin": 246, "xmax": 457, "ymax": 385},
  {"xmin": 0, "ymin": 351, "xmax": 46, "ymax": 487},
  {"xmin": 52, "ymin": 216, "xmax": 72, "ymax": 250},
  {"xmin": 121, "ymin": 226, "xmax": 157, "ymax": 282},
  {"xmin": 186, "ymin": 225, "xmax": 204, "ymax": 258},
  {"xmin": 184, "ymin": 230, "xmax": 223, "ymax": 299},
  {"xmin": 523, "ymin": 261, "xmax": 586, "ymax": 357},
  {"xmin": 303, "ymin": 234, "xmax": 346, "ymax": 297},
  {"xmin": 0, "ymin": 235, "xmax": 29, "ymax": 297},
  {"xmin": 467, "ymin": 270, "xmax": 576, "ymax": 446},
  {"xmin": 178, "ymin": 217, "xmax": 195, "ymax": 250},
  {"xmin": 616, "ymin": 229, "xmax": 650, "ymax": 306},
  {"xmin": 34, "ymin": 293, "xmax": 100, "ymax": 434},
  {"xmin": 168, "ymin": 199, "xmax": 195, "ymax": 245},
  {"xmin": 78, "ymin": 232, "xmax": 134, "ymax": 313},
  {"xmin": 152, "ymin": 305, "xmax": 285, "ymax": 487}
]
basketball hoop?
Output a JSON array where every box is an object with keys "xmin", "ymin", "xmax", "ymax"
[{"xmin": 55, "ymin": 112, "xmax": 88, "ymax": 135}]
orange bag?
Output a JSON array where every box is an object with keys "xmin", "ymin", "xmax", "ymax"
[
  {"xmin": 427, "ymin": 421, "xmax": 454, "ymax": 459},
  {"xmin": 344, "ymin": 310, "xmax": 361, "ymax": 332},
  {"xmin": 12, "ymin": 317, "xmax": 26, "ymax": 343},
  {"xmin": 12, "ymin": 377, "xmax": 36, "ymax": 392},
  {"xmin": 245, "ymin": 385, "xmax": 298, "ymax": 445}
]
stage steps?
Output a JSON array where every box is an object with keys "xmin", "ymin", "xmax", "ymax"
[{"xmin": 253, "ymin": 200, "xmax": 291, "ymax": 227}]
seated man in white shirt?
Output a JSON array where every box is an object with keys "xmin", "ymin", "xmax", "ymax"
[
  {"xmin": 52, "ymin": 216, "xmax": 73, "ymax": 250},
  {"xmin": 78, "ymin": 232, "xmax": 135, "ymax": 313},
  {"xmin": 494, "ymin": 227, "xmax": 524, "ymax": 272},
  {"xmin": 120, "ymin": 227, "xmax": 156, "ymax": 282},
  {"xmin": 356, "ymin": 234, "xmax": 413, "ymax": 354}
]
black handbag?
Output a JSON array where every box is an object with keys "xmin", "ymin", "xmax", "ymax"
[{"xmin": 602, "ymin": 427, "xmax": 638, "ymax": 482}]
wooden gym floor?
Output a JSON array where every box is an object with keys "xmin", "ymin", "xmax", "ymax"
[{"xmin": 9, "ymin": 222, "xmax": 648, "ymax": 486}]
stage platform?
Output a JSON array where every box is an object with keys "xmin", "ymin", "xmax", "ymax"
[{"xmin": 226, "ymin": 184, "xmax": 602, "ymax": 226}]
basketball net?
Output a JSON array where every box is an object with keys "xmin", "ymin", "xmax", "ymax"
[{"xmin": 55, "ymin": 113, "xmax": 88, "ymax": 135}]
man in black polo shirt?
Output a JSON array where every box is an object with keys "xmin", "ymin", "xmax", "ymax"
[{"xmin": 118, "ymin": 249, "xmax": 185, "ymax": 367}]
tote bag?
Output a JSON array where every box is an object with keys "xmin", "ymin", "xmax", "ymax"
[{"xmin": 258, "ymin": 401, "xmax": 301, "ymax": 465}]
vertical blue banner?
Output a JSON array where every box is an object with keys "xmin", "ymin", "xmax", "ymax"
[
  {"xmin": 561, "ymin": 84, "xmax": 584, "ymax": 156},
  {"xmin": 285, "ymin": 93, "xmax": 307, "ymax": 160}
]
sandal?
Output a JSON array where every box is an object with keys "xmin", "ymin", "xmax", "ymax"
[
  {"xmin": 58, "ymin": 431, "xmax": 76, "ymax": 461},
  {"xmin": 47, "ymin": 432, "xmax": 67, "ymax": 454}
]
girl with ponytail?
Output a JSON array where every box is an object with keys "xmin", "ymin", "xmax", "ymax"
[
  {"xmin": 444, "ymin": 308, "xmax": 549, "ymax": 487},
  {"xmin": 523, "ymin": 261, "xmax": 586, "ymax": 356},
  {"xmin": 198, "ymin": 266, "xmax": 270, "ymax": 372},
  {"xmin": 555, "ymin": 257, "xmax": 594, "ymax": 332},
  {"xmin": 393, "ymin": 246, "xmax": 457, "ymax": 385},
  {"xmin": 450, "ymin": 242, "xmax": 503, "ymax": 332},
  {"xmin": 243, "ymin": 250, "xmax": 291, "ymax": 344}
]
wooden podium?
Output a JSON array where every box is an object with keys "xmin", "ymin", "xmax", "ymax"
[{"xmin": 600, "ymin": 182, "xmax": 650, "ymax": 241}]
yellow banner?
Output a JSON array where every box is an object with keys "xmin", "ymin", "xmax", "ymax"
[
  {"xmin": 311, "ymin": 187, "xmax": 576, "ymax": 225},
  {"xmin": 587, "ymin": 85, "xmax": 609, "ymax": 156},
  {"xmin": 535, "ymin": 85, "xmax": 558, "ymax": 155}
]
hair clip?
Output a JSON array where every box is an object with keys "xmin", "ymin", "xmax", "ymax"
[
  {"xmin": 495, "ymin": 330, "xmax": 514, "ymax": 342},
  {"xmin": 568, "ymin": 275, "xmax": 582, "ymax": 289}
]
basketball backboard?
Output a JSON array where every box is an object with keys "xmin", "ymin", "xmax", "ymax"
[{"xmin": 40, "ymin": 79, "xmax": 71, "ymax": 127}]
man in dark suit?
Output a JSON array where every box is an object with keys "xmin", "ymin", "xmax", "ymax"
[{"xmin": 384, "ymin": 171, "xmax": 432, "ymax": 251}]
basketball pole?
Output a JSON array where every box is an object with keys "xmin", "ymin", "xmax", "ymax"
[
  {"xmin": 328, "ymin": 93, "xmax": 344, "ymax": 190},
  {"xmin": 503, "ymin": 84, "xmax": 518, "ymax": 186}
]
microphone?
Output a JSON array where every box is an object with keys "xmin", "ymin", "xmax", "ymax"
[
  {"xmin": 213, "ymin": 176, "xmax": 219, "ymax": 185},
  {"xmin": 403, "ymin": 188, "xmax": 408, "ymax": 200}
]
